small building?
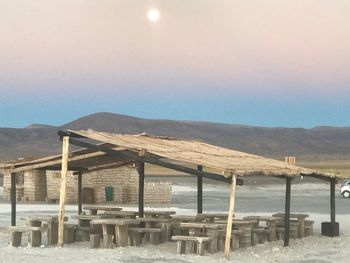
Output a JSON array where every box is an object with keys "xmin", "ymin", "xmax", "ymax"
[{"xmin": 2, "ymin": 166, "xmax": 172, "ymax": 204}]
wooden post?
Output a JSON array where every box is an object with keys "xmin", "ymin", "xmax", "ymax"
[
  {"xmin": 284, "ymin": 176, "xmax": 292, "ymax": 247},
  {"xmin": 224, "ymin": 175, "xmax": 237, "ymax": 259},
  {"xmin": 11, "ymin": 172, "xmax": 16, "ymax": 226},
  {"xmin": 330, "ymin": 178, "xmax": 336, "ymax": 224},
  {"xmin": 58, "ymin": 136, "xmax": 69, "ymax": 246},
  {"xmin": 197, "ymin": 165, "xmax": 203, "ymax": 214},
  {"xmin": 78, "ymin": 171, "xmax": 83, "ymax": 215},
  {"xmin": 138, "ymin": 162, "xmax": 145, "ymax": 218}
]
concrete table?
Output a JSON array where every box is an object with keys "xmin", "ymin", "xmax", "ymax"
[
  {"xmin": 91, "ymin": 218, "xmax": 141, "ymax": 248},
  {"xmin": 180, "ymin": 222, "xmax": 223, "ymax": 253},
  {"xmin": 272, "ymin": 213, "xmax": 309, "ymax": 238},
  {"xmin": 83, "ymin": 205, "xmax": 123, "ymax": 215},
  {"xmin": 144, "ymin": 210, "xmax": 176, "ymax": 219},
  {"xmin": 22, "ymin": 215, "xmax": 67, "ymax": 245}
]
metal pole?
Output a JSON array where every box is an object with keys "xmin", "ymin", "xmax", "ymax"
[
  {"xmin": 284, "ymin": 176, "xmax": 292, "ymax": 246},
  {"xmin": 330, "ymin": 178, "xmax": 336, "ymax": 224},
  {"xmin": 197, "ymin": 165, "xmax": 203, "ymax": 214},
  {"xmin": 11, "ymin": 172, "xmax": 16, "ymax": 226},
  {"xmin": 138, "ymin": 162, "xmax": 145, "ymax": 218},
  {"xmin": 78, "ymin": 172, "xmax": 83, "ymax": 215}
]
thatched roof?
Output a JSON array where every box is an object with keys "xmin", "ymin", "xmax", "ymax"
[
  {"xmin": 1, "ymin": 129, "xmax": 338, "ymax": 180},
  {"xmin": 65, "ymin": 129, "xmax": 332, "ymax": 178}
]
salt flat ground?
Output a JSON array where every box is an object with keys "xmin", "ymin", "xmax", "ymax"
[{"xmin": 0, "ymin": 177, "xmax": 350, "ymax": 263}]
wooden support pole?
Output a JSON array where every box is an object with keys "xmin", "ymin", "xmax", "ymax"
[
  {"xmin": 330, "ymin": 178, "xmax": 336, "ymax": 224},
  {"xmin": 11, "ymin": 172, "xmax": 16, "ymax": 226},
  {"xmin": 78, "ymin": 171, "xmax": 83, "ymax": 215},
  {"xmin": 138, "ymin": 162, "xmax": 145, "ymax": 218},
  {"xmin": 197, "ymin": 165, "xmax": 203, "ymax": 214},
  {"xmin": 58, "ymin": 136, "xmax": 69, "ymax": 247},
  {"xmin": 284, "ymin": 177, "xmax": 292, "ymax": 247},
  {"xmin": 224, "ymin": 175, "xmax": 237, "ymax": 259}
]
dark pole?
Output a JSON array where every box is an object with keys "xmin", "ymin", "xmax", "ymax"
[
  {"xmin": 78, "ymin": 171, "xmax": 83, "ymax": 215},
  {"xmin": 11, "ymin": 172, "xmax": 16, "ymax": 226},
  {"xmin": 330, "ymin": 178, "xmax": 336, "ymax": 224},
  {"xmin": 284, "ymin": 176, "xmax": 292, "ymax": 246},
  {"xmin": 197, "ymin": 165, "xmax": 203, "ymax": 214},
  {"xmin": 138, "ymin": 162, "xmax": 145, "ymax": 218}
]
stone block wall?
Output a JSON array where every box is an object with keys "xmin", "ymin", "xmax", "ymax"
[
  {"xmin": 3, "ymin": 170, "xmax": 47, "ymax": 201},
  {"xmin": 3, "ymin": 171, "xmax": 11, "ymax": 200},
  {"xmin": 23, "ymin": 170, "xmax": 47, "ymax": 201},
  {"xmin": 3, "ymin": 166, "xmax": 172, "ymax": 204},
  {"xmin": 46, "ymin": 170, "xmax": 78, "ymax": 203},
  {"xmin": 145, "ymin": 182, "xmax": 172, "ymax": 203}
]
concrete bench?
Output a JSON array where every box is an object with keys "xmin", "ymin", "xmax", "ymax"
[
  {"xmin": 171, "ymin": 236, "xmax": 213, "ymax": 256},
  {"xmin": 129, "ymin": 228, "xmax": 163, "ymax": 245},
  {"xmin": 276, "ymin": 222, "xmax": 299, "ymax": 239},
  {"xmin": 251, "ymin": 228, "xmax": 270, "ymax": 245},
  {"xmin": 64, "ymin": 224, "xmax": 77, "ymax": 244},
  {"xmin": 8, "ymin": 226, "xmax": 41, "ymax": 247},
  {"xmin": 304, "ymin": 220, "xmax": 314, "ymax": 236},
  {"xmin": 217, "ymin": 229, "xmax": 243, "ymax": 251}
]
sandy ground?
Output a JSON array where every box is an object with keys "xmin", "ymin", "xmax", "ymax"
[{"xmin": 1, "ymin": 178, "xmax": 350, "ymax": 263}]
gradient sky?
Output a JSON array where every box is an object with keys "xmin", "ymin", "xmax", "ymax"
[{"xmin": 1, "ymin": 0, "xmax": 350, "ymax": 128}]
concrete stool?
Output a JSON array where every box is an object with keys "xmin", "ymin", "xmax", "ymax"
[{"xmin": 90, "ymin": 234, "xmax": 101, "ymax": 249}]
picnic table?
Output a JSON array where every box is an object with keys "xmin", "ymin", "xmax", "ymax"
[
  {"xmin": 197, "ymin": 213, "xmax": 231, "ymax": 223},
  {"xmin": 272, "ymin": 213, "xmax": 309, "ymax": 238},
  {"xmin": 102, "ymin": 211, "xmax": 139, "ymax": 219},
  {"xmin": 144, "ymin": 210, "xmax": 176, "ymax": 218},
  {"xmin": 180, "ymin": 222, "xmax": 223, "ymax": 253},
  {"xmin": 71, "ymin": 214, "xmax": 113, "ymax": 230},
  {"xmin": 139, "ymin": 217, "xmax": 174, "ymax": 241},
  {"xmin": 90, "ymin": 218, "xmax": 141, "ymax": 247},
  {"xmin": 21, "ymin": 215, "xmax": 68, "ymax": 245},
  {"xmin": 83, "ymin": 205, "xmax": 123, "ymax": 215},
  {"xmin": 243, "ymin": 216, "xmax": 282, "ymax": 241},
  {"xmin": 171, "ymin": 215, "xmax": 206, "ymax": 222}
]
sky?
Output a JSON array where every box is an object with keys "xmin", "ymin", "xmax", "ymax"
[{"xmin": 0, "ymin": 0, "xmax": 350, "ymax": 128}]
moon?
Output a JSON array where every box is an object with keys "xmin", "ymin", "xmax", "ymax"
[{"xmin": 147, "ymin": 8, "xmax": 160, "ymax": 22}]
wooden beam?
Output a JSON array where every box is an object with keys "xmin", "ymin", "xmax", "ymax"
[
  {"xmin": 284, "ymin": 177, "xmax": 292, "ymax": 247},
  {"xmin": 11, "ymin": 173, "xmax": 16, "ymax": 226},
  {"xmin": 138, "ymin": 162, "xmax": 145, "ymax": 218},
  {"xmin": 58, "ymin": 136, "xmax": 69, "ymax": 247},
  {"xmin": 197, "ymin": 165, "xmax": 203, "ymax": 214},
  {"xmin": 66, "ymin": 137, "xmax": 244, "ymax": 185},
  {"xmin": 224, "ymin": 175, "xmax": 237, "ymax": 259},
  {"xmin": 78, "ymin": 171, "xmax": 83, "ymax": 215},
  {"xmin": 330, "ymin": 178, "xmax": 336, "ymax": 223},
  {"xmin": 8, "ymin": 151, "xmax": 106, "ymax": 173}
]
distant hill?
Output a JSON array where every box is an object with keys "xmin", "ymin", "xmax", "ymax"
[{"xmin": 0, "ymin": 112, "xmax": 350, "ymax": 161}]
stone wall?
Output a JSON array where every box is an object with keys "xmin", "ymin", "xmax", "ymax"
[
  {"xmin": 23, "ymin": 170, "xmax": 47, "ymax": 201},
  {"xmin": 3, "ymin": 170, "xmax": 47, "ymax": 201},
  {"xmin": 3, "ymin": 166, "xmax": 172, "ymax": 204}
]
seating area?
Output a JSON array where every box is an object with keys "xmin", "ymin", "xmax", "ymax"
[{"xmin": 8, "ymin": 207, "xmax": 315, "ymax": 256}]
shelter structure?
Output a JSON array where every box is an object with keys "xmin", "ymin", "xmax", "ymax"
[{"xmin": 1, "ymin": 129, "xmax": 345, "ymax": 259}]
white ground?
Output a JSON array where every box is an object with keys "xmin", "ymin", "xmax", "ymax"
[{"xmin": 1, "ymin": 183, "xmax": 350, "ymax": 263}]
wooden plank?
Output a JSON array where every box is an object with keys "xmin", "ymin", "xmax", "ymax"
[
  {"xmin": 224, "ymin": 175, "xmax": 237, "ymax": 259},
  {"xmin": 58, "ymin": 136, "xmax": 69, "ymax": 247}
]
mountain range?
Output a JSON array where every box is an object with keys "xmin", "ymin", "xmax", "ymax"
[{"xmin": 0, "ymin": 112, "xmax": 349, "ymax": 161}]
